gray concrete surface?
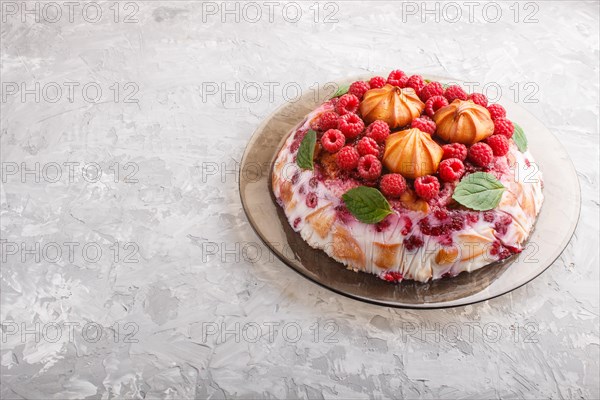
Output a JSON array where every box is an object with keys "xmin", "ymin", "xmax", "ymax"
[{"xmin": 1, "ymin": 1, "xmax": 598, "ymax": 399}]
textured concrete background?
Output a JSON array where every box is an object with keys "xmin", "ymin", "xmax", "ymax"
[{"xmin": 1, "ymin": 1, "xmax": 599, "ymax": 399}]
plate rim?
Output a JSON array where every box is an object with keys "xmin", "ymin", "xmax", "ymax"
[{"xmin": 239, "ymin": 75, "xmax": 582, "ymax": 309}]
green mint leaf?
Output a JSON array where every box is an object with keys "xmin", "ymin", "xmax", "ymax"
[
  {"xmin": 296, "ymin": 129, "xmax": 317, "ymax": 170},
  {"xmin": 330, "ymin": 84, "xmax": 349, "ymax": 99},
  {"xmin": 512, "ymin": 122, "xmax": 528, "ymax": 152},
  {"xmin": 452, "ymin": 172, "xmax": 506, "ymax": 211},
  {"xmin": 342, "ymin": 186, "xmax": 393, "ymax": 224}
]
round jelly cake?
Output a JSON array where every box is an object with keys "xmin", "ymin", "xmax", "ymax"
[{"xmin": 271, "ymin": 71, "xmax": 543, "ymax": 283}]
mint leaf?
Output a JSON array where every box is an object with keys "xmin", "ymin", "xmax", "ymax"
[
  {"xmin": 330, "ymin": 84, "xmax": 349, "ymax": 99},
  {"xmin": 296, "ymin": 130, "xmax": 317, "ymax": 170},
  {"xmin": 452, "ymin": 172, "xmax": 506, "ymax": 211},
  {"xmin": 512, "ymin": 122, "xmax": 528, "ymax": 152},
  {"xmin": 342, "ymin": 186, "xmax": 393, "ymax": 224}
]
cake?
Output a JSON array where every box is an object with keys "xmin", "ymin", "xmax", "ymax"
[{"xmin": 271, "ymin": 71, "xmax": 543, "ymax": 283}]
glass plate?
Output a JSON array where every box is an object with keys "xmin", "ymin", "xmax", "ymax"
[{"xmin": 239, "ymin": 75, "xmax": 581, "ymax": 308}]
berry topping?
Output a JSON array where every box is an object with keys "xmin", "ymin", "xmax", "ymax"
[
  {"xmin": 425, "ymin": 95, "xmax": 449, "ymax": 117},
  {"xmin": 306, "ymin": 192, "xmax": 318, "ymax": 208},
  {"xmin": 380, "ymin": 173, "xmax": 407, "ymax": 198},
  {"xmin": 320, "ymin": 129, "xmax": 346, "ymax": 153},
  {"xmin": 468, "ymin": 93, "xmax": 488, "ymax": 107},
  {"xmin": 365, "ymin": 120, "xmax": 391, "ymax": 143},
  {"xmin": 338, "ymin": 113, "xmax": 365, "ymax": 139},
  {"xmin": 468, "ymin": 142, "xmax": 494, "ymax": 167},
  {"xmin": 414, "ymin": 175, "xmax": 440, "ymax": 200},
  {"xmin": 336, "ymin": 146, "xmax": 360, "ymax": 170},
  {"xmin": 411, "ymin": 116, "xmax": 436, "ymax": 135},
  {"xmin": 419, "ymin": 81, "xmax": 444, "ymax": 102},
  {"xmin": 406, "ymin": 75, "xmax": 425, "ymax": 94},
  {"xmin": 487, "ymin": 103, "xmax": 506, "ymax": 120},
  {"xmin": 382, "ymin": 271, "xmax": 403, "ymax": 282},
  {"xmin": 357, "ymin": 154, "xmax": 382, "ymax": 180},
  {"xmin": 441, "ymin": 143, "xmax": 468, "ymax": 161},
  {"xmin": 357, "ymin": 136, "xmax": 380, "ymax": 156},
  {"xmin": 293, "ymin": 217, "xmax": 301, "ymax": 229},
  {"xmin": 444, "ymin": 85, "xmax": 468, "ymax": 102},
  {"xmin": 369, "ymin": 76, "xmax": 386, "ymax": 89},
  {"xmin": 335, "ymin": 93, "xmax": 360, "ymax": 115},
  {"xmin": 485, "ymin": 134, "xmax": 510, "ymax": 156},
  {"xmin": 438, "ymin": 158, "xmax": 465, "ymax": 182},
  {"xmin": 348, "ymin": 81, "xmax": 370, "ymax": 100},
  {"xmin": 317, "ymin": 111, "xmax": 339, "ymax": 131},
  {"xmin": 387, "ymin": 70, "xmax": 408, "ymax": 87},
  {"xmin": 493, "ymin": 117, "xmax": 514, "ymax": 138},
  {"xmin": 403, "ymin": 235, "xmax": 424, "ymax": 251}
]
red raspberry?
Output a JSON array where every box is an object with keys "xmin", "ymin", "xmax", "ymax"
[
  {"xmin": 486, "ymin": 134, "xmax": 510, "ymax": 156},
  {"xmin": 425, "ymin": 95, "xmax": 449, "ymax": 117},
  {"xmin": 468, "ymin": 93, "xmax": 488, "ymax": 107},
  {"xmin": 357, "ymin": 136, "xmax": 379, "ymax": 156},
  {"xmin": 419, "ymin": 81, "xmax": 444, "ymax": 102},
  {"xmin": 382, "ymin": 271, "xmax": 403, "ymax": 282},
  {"xmin": 411, "ymin": 116, "xmax": 436, "ymax": 134},
  {"xmin": 365, "ymin": 120, "xmax": 390, "ymax": 143},
  {"xmin": 317, "ymin": 111, "xmax": 339, "ymax": 131},
  {"xmin": 442, "ymin": 143, "xmax": 467, "ymax": 161},
  {"xmin": 369, "ymin": 76, "xmax": 386, "ymax": 89},
  {"xmin": 493, "ymin": 117, "xmax": 514, "ymax": 138},
  {"xmin": 306, "ymin": 192, "xmax": 318, "ymax": 208},
  {"xmin": 468, "ymin": 142, "xmax": 494, "ymax": 167},
  {"xmin": 387, "ymin": 70, "xmax": 408, "ymax": 87},
  {"xmin": 406, "ymin": 75, "xmax": 425, "ymax": 94},
  {"xmin": 444, "ymin": 85, "xmax": 468, "ymax": 103},
  {"xmin": 438, "ymin": 158, "xmax": 465, "ymax": 182},
  {"xmin": 357, "ymin": 154, "xmax": 382, "ymax": 180},
  {"xmin": 348, "ymin": 81, "xmax": 370, "ymax": 100},
  {"xmin": 320, "ymin": 129, "xmax": 345, "ymax": 153},
  {"xmin": 414, "ymin": 175, "xmax": 440, "ymax": 200},
  {"xmin": 487, "ymin": 104, "xmax": 506, "ymax": 120},
  {"xmin": 335, "ymin": 93, "xmax": 360, "ymax": 115},
  {"xmin": 336, "ymin": 146, "xmax": 360, "ymax": 170},
  {"xmin": 338, "ymin": 113, "xmax": 365, "ymax": 139},
  {"xmin": 380, "ymin": 174, "xmax": 407, "ymax": 198}
]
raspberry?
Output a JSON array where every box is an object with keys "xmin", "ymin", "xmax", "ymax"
[
  {"xmin": 411, "ymin": 116, "xmax": 436, "ymax": 134},
  {"xmin": 468, "ymin": 93, "xmax": 488, "ymax": 107},
  {"xmin": 357, "ymin": 154, "xmax": 382, "ymax": 180},
  {"xmin": 320, "ymin": 129, "xmax": 345, "ymax": 153},
  {"xmin": 438, "ymin": 158, "xmax": 465, "ymax": 182},
  {"xmin": 306, "ymin": 192, "xmax": 318, "ymax": 208},
  {"xmin": 425, "ymin": 95, "xmax": 449, "ymax": 117},
  {"xmin": 317, "ymin": 111, "xmax": 339, "ymax": 131},
  {"xmin": 335, "ymin": 93, "xmax": 360, "ymax": 115},
  {"xmin": 442, "ymin": 143, "xmax": 467, "ymax": 161},
  {"xmin": 369, "ymin": 76, "xmax": 386, "ymax": 89},
  {"xmin": 382, "ymin": 271, "xmax": 403, "ymax": 282},
  {"xmin": 493, "ymin": 117, "xmax": 514, "ymax": 138},
  {"xmin": 338, "ymin": 113, "xmax": 365, "ymax": 139},
  {"xmin": 403, "ymin": 235, "xmax": 424, "ymax": 251},
  {"xmin": 419, "ymin": 81, "xmax": 444, "ymax": 102},
  {"xmin": 365, "ymin": 120, "xmax": 390, "ymax": 143},
  {"xmin": 357, "ymin": 136, "xmax": 379, "ymax": 156},
  {"xmin": 380, "ymin": 174, "xmax": 407, "ymax": 198},
  {"xmin": 487, "ymin": 104, "xmax": 506, "ymax": 120},
  {"xmin": 336, "ymin": 146, "xmax": 360, "ymax": 170},
  {"xmin": 486, "ymin": 134, "xmax": 510, "ymax": 156},
  {"xmin": 468, "ymin": 142, "xmax": 494, "ymax": 167},
  {"xmin": 414, "ymin": 175, "xmax": 440, "ymax": 200},
  {"xmin": 444, "ymin": 85, "xmax": 468, "ymax": 103},
  {"xmin": 406, "ymin": 75, "xmax": 425, "ymax": 94},
  {"xmin": 348, "ymin": 81, "xmax": 370, "ymax": 100},
  {"xmin": 387, "ymin": 70, "xmax": 408, "ymax": 87}
]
